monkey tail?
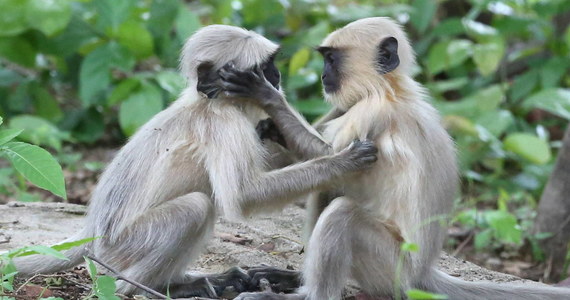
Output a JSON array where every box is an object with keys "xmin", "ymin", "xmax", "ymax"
[
  {"xmin": 421, "ymin": 268, "xmax": 570, "ymax": 300},
  {"xmin": 11, "ymin": 230, "xmax": 92, "ymax": 275}
]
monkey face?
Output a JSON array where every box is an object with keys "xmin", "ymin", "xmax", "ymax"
[
  {"xmin": 262, "ymin": 54, "xmax": 281, "ymax": 89},
  {"xmin": 317, "ymin": 47, "xmax": 343, "ymax": 94}
]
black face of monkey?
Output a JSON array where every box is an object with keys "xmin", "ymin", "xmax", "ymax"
[
  {"xmin": 262, "ymin": 54, "xmax": 281, "ymax": 89},
  {"xmin": 318, "ymin": 47, "xmax": 343, "ymax": 93},
  {"xmin": 376, "ymin": 37, "xmax": 400, "ymax": 74}
]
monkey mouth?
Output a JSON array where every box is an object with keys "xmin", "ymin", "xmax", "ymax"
[{"xmin": 322, "ymin": 82, "xmax": 339, "ymax": 94}]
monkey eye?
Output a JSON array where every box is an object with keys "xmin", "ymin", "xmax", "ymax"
[{"xmin": 325, "ymin": 52, "xmax": 334, "ymax": 64}]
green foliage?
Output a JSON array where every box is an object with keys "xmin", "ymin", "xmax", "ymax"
[
  {"xmin": 0, "ymin": 117, "xmax": 66, "ymax": 199},
  {"xmin": 84, "ymin": 257, "xmax": 120, "ymax": 300},
  {"xmin": 0, "ymin": 0, "xmax": 568, "ymax": 256},
  {"xmin": 0, "ymin": 238, "xmax": 95, "ymax": 298},
  {"xmin": 407, "ymin": 289, "xmax": 448, "ymax": 300}
]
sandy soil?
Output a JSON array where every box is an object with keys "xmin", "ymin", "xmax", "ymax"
[{"xmin": 0, "ymin": 201, "xmax": 551, "ymax": 299}]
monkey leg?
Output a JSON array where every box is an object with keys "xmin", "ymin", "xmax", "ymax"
[
  {"xmin": 299, "ymin": 196, "xmax": 359, "ymax": 300},
  {"xmin": 96, "ymin": 192, "xmax": 217, "ymax": 297},
  {"xmin": 349, "ymin": 217, "xmax": 406, "ymax": 298}
]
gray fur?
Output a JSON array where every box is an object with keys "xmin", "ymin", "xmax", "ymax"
[
  {"xmin": 12, "ymin": 25, "xmax": 376, "ymax": 296},
  {"xmin": 236, "ymin": 17, "xmax": 570, "ymax": 300}
]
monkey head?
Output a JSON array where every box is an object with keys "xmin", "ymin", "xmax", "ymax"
[
  {"xmin": 181, "ymin": 25, "xmax": 281, "ymax": 96},
  {"xmin": 317, "ymin": 17, "xmax": 417, "ymax": 110}
]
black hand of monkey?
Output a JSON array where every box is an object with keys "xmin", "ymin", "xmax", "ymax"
[
  {"xmin": 197, "ymin": 61, "xmax": 222, "ymax": 99},
  {"xmin": 219, "ymin": 63, "xmax": 280, "ymax": 106},
  {"xmin": 256, "ymin": 118, "xmax": 287, "ymax": 148},
  {"xmin": 341, "ymin": 139, "xmax": 379, "ymax": 170}
]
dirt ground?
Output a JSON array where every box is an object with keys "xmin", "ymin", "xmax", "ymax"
[{"xmin": 0, "ymin": 201, "xmax": 552, "ymax": 299}]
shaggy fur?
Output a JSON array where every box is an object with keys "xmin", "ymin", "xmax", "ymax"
[{"xmin": 11, "ymin": 25, "xmax": 374, "ymax": 296}]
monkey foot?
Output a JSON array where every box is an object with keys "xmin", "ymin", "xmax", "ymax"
[
  {"xmin": 246, "ymin": 266, "xmax": 301, "ymax": 293},
  {"xmin": 235, "ymin": 291, "xmax": 304, "ymax": 300},
  {"xmin": 206, "ymin": 266, "xmax": 251, "ymax": 297},
  {"xmin": 166, "ymin": 277, "xmax": 218, "ymax": 298}
]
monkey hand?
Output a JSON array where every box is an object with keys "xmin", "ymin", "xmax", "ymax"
[
  {"xmin": 337, "ymin": 139, "xmax": 378, "ymax": 171},
  {"xmin": 256, "ymin": 118, "xmax": 287, "ymax": 148},
  {"xmin": 196, "ymin": 61, "xmax": 222, "ymax": 99},
  {"xmin": 219, "ymin": 63, "xmax": 281, "ymax": 107}
]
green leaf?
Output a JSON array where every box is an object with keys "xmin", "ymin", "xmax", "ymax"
[
  {"xmin": 301, "ymin": 22, "xmax": 330, "ymax": 48},
  {"xmin": 155, "ymin": 71, "xmax": 185, "ymax": 97},
  {"xmin": 148, "ymin": 0, "xmax": 179, "ymax": 37},
  {"xmin": 289, "ymin": 48, "xmax": 311, "ymax": 75},
  {"xmin": 510, "ymin": 70, "xmax": 538, "ymax": 101},
  {"xmin": 407, "ymin": 289, "xmax": 448, "ymax": 299},
  {"xmin": 436, "ymin": 85, "xmax": 504, "ymax": 119},
  {"xmin": 485, "ymin": 210, "xmax": 522, "ymax": 244},
  {"xmin": 473, "ymin": 42, "xmax": 504, "ymax": 76},
  {"xmin": 565, "ymin": 25, "xmax": 570, "ymax": 48},
  {"xmin": 446, "ymin": 39, "xmax": 473, "ymax": 68},
  {"xmin": 463, "ymin": 19, "xmax": 499, "ymax": 43},
  {"xmin": 0, "ymin": 129, "xmax": 23, "ymax": 145},
  {"xmin": 0, "ymin": 0, "xmax": 30, "ymax": 36},
  {"xmin": 401, "ymin": 242, "xmax": 419, "ymax": 252},
  {"xmin": 26, "ymin": 0, "xmax": 71, "ymax": 36},
  {"xmin": 522, "ymin": 88, "xmax": 570, "ymax": 120},
  {"xmin": 293, "ymin": 99, "xmax": 331, "ymax": 117},
  {"xmin": 540, "ymin": 57, "xmax": 568, "ymax": 88},
  {"xmin": 84, "ymin": 256, "xmax": 97, "ymax": 282},
  {"xmin": 94, "ymin": 0, "xmax": 135, "ymax": 32},
  {"xmin": 80, "ymin": 42, "xmax": 135, "ymax": 106},
  {"xmin": 475, "ymin": 110, "xmax": 514, "ymax": 137},
  {"xmin": 18, "ymin": 245, "xmax": 68, "ymax": 260},
  {"xmin": 108, "ymin": 78, "xmax": 141, "ymax": 106},
  {"xmin": 1, "ymin": 142, "xmax": 66, "ymax": 199},
  {"xmin": 175, "ymin": 6, "xmax": 201, "ymax": 43},
  {"xmin": 0, "ymin": 37, "xmax": 36, "ymax": 67},
  {"xmin": 9, "ymin": 115, "xmax": 68, "ymax": 151},
  {"xmin": 432, "ymin": 18, "xmax": 464, "ymax": 37},
  {"xmin": 119, "ymin": 83, "xmax": 163, "ymax": 136},
  {"xmin": 503, "ymin": 133, "xmax": 552, "ymax": 164},
  {"xmin": 427, "ymin": 40, "xmax": 472, "ymax": 74},
  {"xmin": 32, "ymin": 85, "xmax": 63, "ymax": 122},
  {"xmin": 116, "ymin": 21, "xmax": 154, "ymax": 59},
  {"xmin": 475, "ymin": 228, "xmax": 493, "ymax": 250},
  {"xmin": 51, "ymin": 237, "xmax": 100, "ymax": 252},
  {"xmin": 425, "ymin": 77, "xmax": 469, "ymax": 94},
  {"xmin": 410, "ymin": 0, "xmax": 437, "ymax": 33},
  {"xmin": 95, "ymin": 276, "xmax": 119, "ymax": 298}
]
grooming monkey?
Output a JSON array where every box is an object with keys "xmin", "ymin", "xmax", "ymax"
[
  {"xmin": 11, "ymin": 25, "xmax": 378, "ymax": 298},
  {"xmin": 217, "ymin": 18, "xmax": 570, "ymax": 300}
]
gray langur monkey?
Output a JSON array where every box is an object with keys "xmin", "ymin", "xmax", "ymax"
[
  {"xmin": 10, "ymin": 24, "xmax": 379, "ymax": 298},
  {"xmin": 217, "ymin": 17, "xmax": 570, "ymax": 300}
]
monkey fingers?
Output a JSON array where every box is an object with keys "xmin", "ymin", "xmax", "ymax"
[
  {"xmin": 256, "ymin": 118, "xmax": 287, "ymax": 148},
  {"xmin": 246, "ymin": 266, "xmax": 301, "ymax": 293},
  {"xmin": 204, "ymin": 266, "xmax": 251, "ymax": 296}
]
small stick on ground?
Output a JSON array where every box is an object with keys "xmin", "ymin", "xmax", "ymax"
[
  {"xmin": 452, "ymin": 230, "xmax": 474, "ymax": 257},
  {"xmin": 85, "ymin": 254, "xmax": 167, "ymax": 299}
]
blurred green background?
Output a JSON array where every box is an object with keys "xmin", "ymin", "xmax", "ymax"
[{"xmin": 0, "ymin": 0, "xmax": 569, "ymax": 275}]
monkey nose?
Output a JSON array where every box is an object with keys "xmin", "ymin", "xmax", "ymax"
[{"xmin": 321, "ymin": 73, "xmax": 327, "ymax": 80}]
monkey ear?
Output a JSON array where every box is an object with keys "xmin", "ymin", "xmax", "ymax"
[{"xmin": 376, "ymin": 37, "xmax": 400, "ymax": 74}]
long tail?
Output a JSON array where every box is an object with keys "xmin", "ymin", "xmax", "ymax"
[
  {"xmin": 12, "ymin": 230, "xmax": 91, "ymax": 275},
  {"xmin": 420, "ymin": 268, "xmax": 570, "ymax": 300}
]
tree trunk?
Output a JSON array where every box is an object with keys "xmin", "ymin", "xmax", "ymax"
[{"xmin": 533, "ymin": 124, "xmax": 570, "ymax": 282}]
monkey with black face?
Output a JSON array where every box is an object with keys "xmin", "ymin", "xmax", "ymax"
[
  {"xmin": 10, "ymin": 24, "xmax": 378, "ymax": 299},
  {"xmin": 219, "ymin": 18, "xmax": 570, "ymax": 300}
]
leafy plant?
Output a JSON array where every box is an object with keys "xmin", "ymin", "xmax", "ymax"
[
  {"xmin": 84, "ymin": 257, "xmax": 120, "ymax": 300},
  {"xmin": 0, "ymin": 237, "xmax": 97, "ymax": 298},
  {"xmin": 0, "ymin": 116, "xmax": 66, "ymax": 199}
]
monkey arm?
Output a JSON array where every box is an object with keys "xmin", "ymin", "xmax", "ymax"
[
  {"xmin": 260, "ymin": 96, "xmax": 333, "ymax": 159},
  {"xmin": 219, "ymin": 64, "xmax": 333, "ymax": 160},
  {"xmin": 204, "ymin": 114, "xmax": 376, "ymax": 218}
]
